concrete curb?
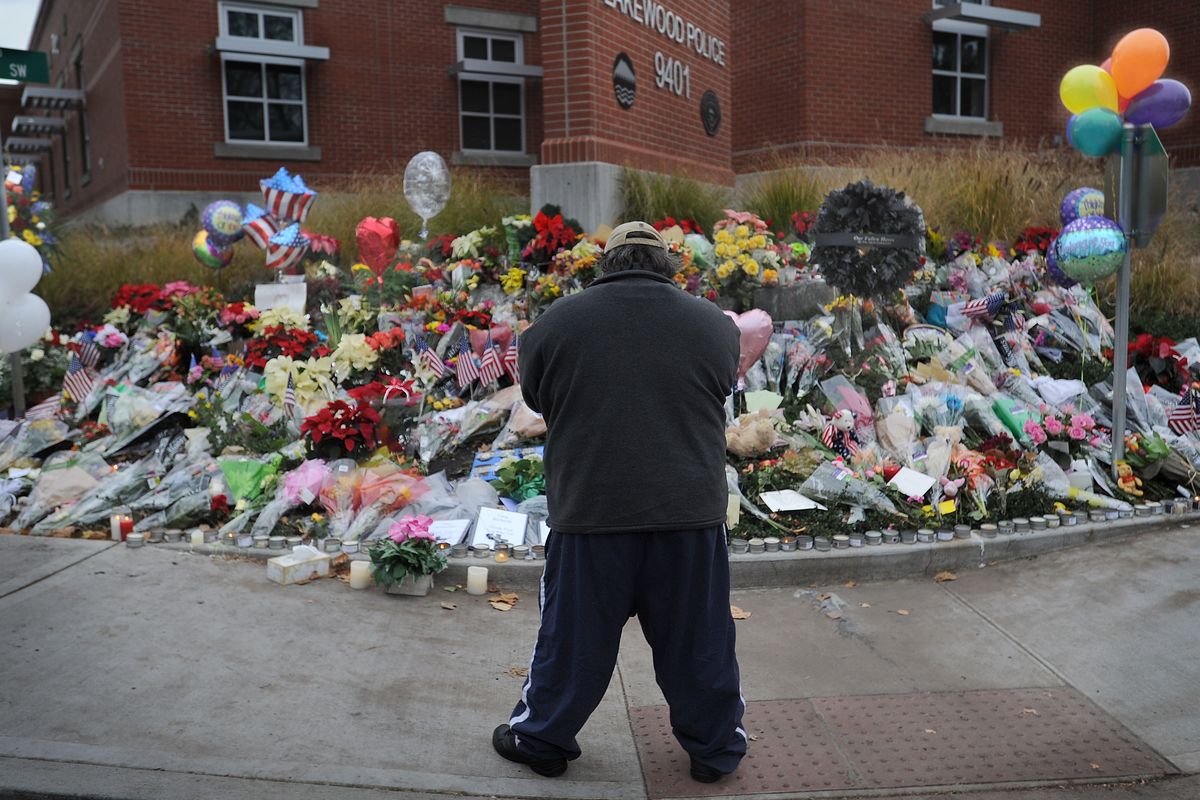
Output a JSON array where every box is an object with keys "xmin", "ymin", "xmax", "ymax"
[{"xmin": 138, "ymin": 509, "xmax": 1200, "ymax": 591}]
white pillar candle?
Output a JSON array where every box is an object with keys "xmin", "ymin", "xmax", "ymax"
[
  {"xmin": 110, "ymin": 515, "xmax": 122, "ymax": 541},
  {"xmin": 349, "ymin": 561, "xmax": 371, "ymax": 590},
  {"xmin": 726, "ymin": 494, "xmax": 741, "ymax": 529},
  {"xmin": 190, "ymin": 530, "xmax": 204, "ymax": 546},
  {"xmin": 466, "ymin": 566, "xmax": 488, "ymax": 596}
]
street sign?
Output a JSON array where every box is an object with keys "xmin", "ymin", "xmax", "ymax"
[
  {"xmin": 0, "ymin": 48, "xmax": 50, "ymax": 85},
  {"xmin": 1103, "ymin": 124, "xmax": 1169, "ymax": 248}
]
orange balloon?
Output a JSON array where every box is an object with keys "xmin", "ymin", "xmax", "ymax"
[{"xmin": 1111, "ymin": 28, "xmax": 1170, "ymax": 98}]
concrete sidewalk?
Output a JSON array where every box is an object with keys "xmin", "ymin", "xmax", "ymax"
[{"xmin": 0, "ymin": 519, "xmax": 1196, "ymax": 800}]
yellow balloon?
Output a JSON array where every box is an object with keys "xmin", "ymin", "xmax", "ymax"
[{"xmin": 1059, "ymin": 64, "xmax": 1119, "ymax": 114}]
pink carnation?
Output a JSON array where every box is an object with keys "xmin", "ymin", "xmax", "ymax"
[
  {"xmin": 1070, "ymin": 414, "xmax": 1095, "ymax": 431},
  {"xmin": 1068, "ymin": 426, "xmax": 1087, "ymax": 440},
  {"xmin": 1044, "ymin": 416, "xmax": 1064, "ymax": 436}
]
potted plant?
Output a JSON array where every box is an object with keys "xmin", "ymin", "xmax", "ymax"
[{"xmin": 369, "ymin": 515, "xmax": 447, "ymax": 596}]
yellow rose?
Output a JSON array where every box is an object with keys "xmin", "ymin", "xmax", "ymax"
[
  {"xmin": 715, "ymin": 230, "xmax": 732, "ymax": 244},
  {"xmin": 735, "ymin": 225, "xmax": 750, "ymax": 239},
  {"xmin": 742, "ymin": 261, "xmax": 761, "ymax": 276}
]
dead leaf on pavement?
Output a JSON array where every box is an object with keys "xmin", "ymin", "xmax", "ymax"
[
  {"xmin": 1090, "ymin": 762, "xmax": 1102, "ymax": 771},
  {"xmin": 924, "ymin": 729, "xmax": 937, "ymax": 735},
  {"xmin": 1020, "ymin": 708, "xmax": 1039, "ymax": 717},
  {"xmin": 440, "ymin": 602, "xmax": 457, "ymax": 611},
  {"xmin": 747, "ymin": 731, "xmax": 763, "ymax": 741},
  {"xmin": 860, "ymin": 602, "xmax": 871, "ymax": 608},
  {"xmin": 817, "ymin": 593, "xmax": 831, "ymax": 601},
  {"xmin": 934, "ymin": 571, "xmax": 958, "ymax": 583},
  {"xmin": 507, "ymin": 666, "xmax": 528, "ymax": 678},
  {"xmin": 490, "ymin": 601, "xmax": 514, "ymax": 612},
  {"xmin": 444, "ymin": 585, "xmax": 459, "ymax": 592},
  {"xmin": 843, "ymin": 579, "xmax": 857, "ymax": 588},
  {"xmin": 489, "ymin": 592, "xmax": 519, "ymax": 612},
  {"xmin": 895, "ymin": 609, "xmax": 910, "ymax": 616},
  {"xmin": 730, "ymin": 605, "xmax": 752, "ymax": 620}
]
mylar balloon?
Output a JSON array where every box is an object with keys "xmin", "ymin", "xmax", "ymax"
[
  {"xmin": 722, "ymin": 309, "xmax": 773, "ymax": 380},
  {"xmin": 1044, "ymin": 238, "xmax": 1077, "ymax": 289},
  {"xmin": 202, "ymin": 200, "xmax": 245, "ymax": 246},
  {"xmin": 192, "ymin": 230, "xmax": 234, "ymax": 270},
  {"xmin": 1059, "ymin": 65, "xmax": 1118, "ymax": 114},
  {"xmin": 1070, "ymin": 108, "xmax": 1123, "ymax": 158},
  {"xmin": 0, "ymin": 293, "xmax": 51, "ymax": 354},
  {"xmin": 403, "ymin": 151, "xmax": 451, "ymax": 238},
  {"xmin": 0, "ymin": 238, "xmax": 44, "ymax": 302},
  {"xmin": 1125, "ymin": 79, "xmax": 1192, "ymax": 129},
  {"xmin": 1110, "ymin": 28, "xmax": 1170, "ymax": 99},
  {"xmin": 1054, "ymin": 216, "xmax": 1127, "ymax": 285},
  {"xmin": 1060, "ymin": 187, "xmax": 1105, "ymax": 227}
]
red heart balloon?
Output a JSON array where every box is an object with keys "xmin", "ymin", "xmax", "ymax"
[
  {"xmin": 469, "ymin": 325, "xmax": 513, "ymax": 355},
  {"xmin": 355, "ymin": 217, "xmax": 400, "ymax": 276}
]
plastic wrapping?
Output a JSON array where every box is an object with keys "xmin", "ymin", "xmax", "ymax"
[
  {"xmin": 491, "ymin": 401, "xmax": 546, "ymax": 449},
  {"xmin": 0, "ymin": 419, "xmax": 70, "ymax": 471},
  {"xmin": 799, "ymin": 461, "xmax": 899, "ymax": 516},
  {"xmin": 10, "ymin": 451, "xmax": 111, "ymax": 530},
  {"xmin": 31, "ymin": 457, "xmax": 161, "ymax": 534}
]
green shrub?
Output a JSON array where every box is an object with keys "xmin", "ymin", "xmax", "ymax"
[{"xmin": 618, "ymin": 168, "xmax": 728, "ymax": 231}]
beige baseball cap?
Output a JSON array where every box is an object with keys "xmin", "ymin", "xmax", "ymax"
[{"xmin": 605, "ymin": 220, "xmax": 666, "ymax": 250}]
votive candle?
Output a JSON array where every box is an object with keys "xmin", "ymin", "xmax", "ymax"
[
  {"xmin": 349, "ymin": 561, "xmax": 371, "ymax": 590},
  {"xmin": 190, "ymin": 530, "xmax": 204, "ymax": 546},
  {"xmin": 466, "ymin": 566, "xmax": 488, "ymax": 595},
  {"xmin": 120, "ymin": 516, "xmax": 134, "ymax": 535},
  {"xmin": 110, "ymin": 515, "xmax": 122, "ymax": 541}
]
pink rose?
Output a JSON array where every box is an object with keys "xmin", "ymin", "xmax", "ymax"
[
  {"xmin": 1044, "ymin": 416, "xmax": 1064, "ymax": 435},
  {"xmin": 1068, "ymin": 426, "xmax": 1086, "ymax": 440},
  {"xmin": 1023, "ymin": 419, "xmax": 1047, "ymax": 445},
  {"xmin": 388, "ymin": 515, "xmax": 435, "ymax": 543},
  {"xmin": 1090, "ymin": 435, "xmax": 1105, "ymax": 448}
]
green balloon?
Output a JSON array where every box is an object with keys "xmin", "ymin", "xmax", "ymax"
[{"xmin": 1070, "ymin": 108, "xmax": 1123, "ymax": 158}]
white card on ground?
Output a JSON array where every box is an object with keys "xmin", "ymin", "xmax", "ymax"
[
  {"xmin": 429, "ymin": 519, "xmax": 471, "ymax": 546},
  {"xmin": 759, "ymin": 490, "xmax": 826, "ymax": 512},
  {"xmin": 471, "ymin": 506, "xmax": 528, "ymax": 549},
  {"xmin": 888, "ymin": 466, "xmax": 936, "ymax": 497},
  {"xmin": 254, "ymin": 282, "xmax": 307, "ymax": 312}
]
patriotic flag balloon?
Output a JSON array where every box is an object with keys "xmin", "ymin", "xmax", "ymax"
[
  {"xmin": 242, "ymin": 203, "xmax": 279, "ymax": 250},
  {"xmin": 266, "ymin": 223, "xmax": 309, "ymax": 272}
]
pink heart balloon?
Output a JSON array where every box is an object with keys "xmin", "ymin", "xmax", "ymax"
[
  {"xmin": 469, "ymin": 325, "xmax": 513, "ymax": 355},
  {"xmin": 723, "ymin": 309, "xmax": 774, "ymax": 379}
]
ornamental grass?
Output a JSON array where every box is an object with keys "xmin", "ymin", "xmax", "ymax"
[{"xmin": 618, "ymin": 168, "xmax": 729, "ymax": 232}]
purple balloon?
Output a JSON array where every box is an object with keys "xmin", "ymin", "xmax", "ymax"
[
  {"xmin": 1044, "ymin": 236, "xmax": 1077, "ymax": 289},
  {"xmin": 1125, "ymin": 79, "xmax": 1192, "ymax": 129},
  {"xmin": 1066, "ymin": 114, "xmax": 1077, "ymax": 148}
]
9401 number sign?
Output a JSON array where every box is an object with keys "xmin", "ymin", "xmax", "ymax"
[{"xmin": 654, "ymin": 51, "xmax": 691, "ymax": 99}]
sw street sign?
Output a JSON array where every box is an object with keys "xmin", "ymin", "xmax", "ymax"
[
  {"xmin": 1103, "ymin": 124, "xmax": 1169, "ymax": 249},
  {"xmin": 0, "ymin": 48, "xmax": 50, "ymax": 85}
]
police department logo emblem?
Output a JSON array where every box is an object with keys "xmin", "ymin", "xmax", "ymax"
[
  {"xmin": 700, "ymin": 90, "xmax": 721, "ymax": 136},
  {"xmin": 613, "ymin": 53, "xmax": 636, "ymax": 110}
]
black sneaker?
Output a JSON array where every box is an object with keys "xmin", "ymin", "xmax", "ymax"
[
  {"xmin": 689, "ymin": 756, "xmax": 723, "ymax": 784},
  {"xmin": 492, "ymin": 724, "xmax": 568, "ymax": 777}
]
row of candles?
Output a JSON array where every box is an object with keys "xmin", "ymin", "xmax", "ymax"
[{"xmin": 347, "ymin": 561, "xmax": 489, "ymax": 594}]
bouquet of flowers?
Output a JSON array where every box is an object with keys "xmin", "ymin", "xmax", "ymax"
[{"xmin": 301, "ymin": 400, "xmax": 382, "ymax": 460}]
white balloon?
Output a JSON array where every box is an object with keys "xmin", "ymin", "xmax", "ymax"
[
  {"xmin": 0, "ymin": 238, "xmax": 44, "ymax": 296},
  {"xmin": 403, "ymin": 151, "xmax": 451, "ymax": 223},
  {"xmin": 0, "ymin": 293, "xmax": 51, "ymax": 354}
]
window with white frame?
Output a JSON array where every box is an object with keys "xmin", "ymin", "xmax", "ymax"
[
  {"xmin": 456, "ymin": 29, "xmax": 525, "ymax": 153},
  {"xmin": 931, "ymin": 0, "xmax": 989, "ymax": 119},
  {"xmin": 218, "ymin": 2, "xmax": 308, "ymax": 144}
]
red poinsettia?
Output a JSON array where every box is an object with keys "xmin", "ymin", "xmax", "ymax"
[
  {"xmin": 427, "ymin": 233, "xmax": 456, "ymax": 261},
  {"xmin": 791, "ymin": 211, "xmax": 817, "ymax": 241},
  {"xmin": 451, "ymin": 309, "xmax": 493, "ymax": 329},
  {"xmin": 523, "ymin": 210, "xmax": 579, "ymax": 264},
  {"xmin": 301, "ymin": 400, "xmax": 382, "ymax": 458},
  {"xmin": 1013, "ymin": 226, "xmax": 1059, "ymax": 257},
  {"xmin": 1104, "ymin": 333, "xmax": 1190, "ymax": 392},
  {"xmin": 112, "ymin": 284, "xmax": 167, "ymax": 315},
  {"xmin": 244, "ymin": 326, "xmax": 323, "ymax": 370},
  {"xmin": 652, "ymin": 216, "xmax": 704, "ymax": 235}
]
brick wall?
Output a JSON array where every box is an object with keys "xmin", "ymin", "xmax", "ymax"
[
  {"xmin": 541, "ymin": 0, "xmax": 733, "ymax": 185},
  {"xmin": 24, "ymin": 0, "xmax": 130, "ymax": 215}
]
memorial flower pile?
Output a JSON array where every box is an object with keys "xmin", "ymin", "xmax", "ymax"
[{"xmin": 2, "ymin": 165, "xmax": 1198, "ymax": 556}]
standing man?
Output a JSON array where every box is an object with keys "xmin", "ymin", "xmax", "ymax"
[{"xmin": 492, "ymin": 221, "xmax": 746, "ymax": 784}]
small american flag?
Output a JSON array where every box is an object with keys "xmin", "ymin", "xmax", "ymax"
[
  {"xmin": 24, "ymin": 394, "xmax": 62, "ymax": 421},
  {"xmin": 62, "ymin": 353, "xmax": 94, "ymax": 402},
  {"xmin": 283, "ymin": 372, "xmax": 297, "ymax": 410},
  {"xmin": 962, "ymin": 292, "xmax": 1005, "ymax": 320},
  {"xmin": 1167, "ymin": 388, "xmax": 1200, "ymax": 435},
  {"xmin": 478, "ymin": 336, "xmax": 504, "ymax": 387},
  {"xmin": 78, "ymin": 334, "xmax": 100, "ymax": 369},
  {"xmin": 455, "ymin": 337, "xmax": 479, "ymax": 388},
  {"xmin": 416, "ymin": 334, "xmax": 447, "ymax": 378},
  {"xmin": 503, "ymin": 335, "xmax": 520, "ymax": 381}
]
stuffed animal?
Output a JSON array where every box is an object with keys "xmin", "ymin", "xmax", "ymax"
[
  {"xmin": 1114, "ymin": 459, "xmax": 1143, "ymax": 497},
  {"xmin": 822, "ymin": 409, "xmax": 860, "ymax": 460}
]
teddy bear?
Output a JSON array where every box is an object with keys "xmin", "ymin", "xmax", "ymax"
[
  {"xmin": 1114, "ymin": 459, "xmax": 1143, "ymax": 497},
  {"xmin": 822, "ymin": 409, "xmax": 860, "ymax": 460}
]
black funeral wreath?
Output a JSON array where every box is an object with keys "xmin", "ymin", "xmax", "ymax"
[{"xmin": 811, "ymin": 180, "xmax": 924, "ymax": 299}]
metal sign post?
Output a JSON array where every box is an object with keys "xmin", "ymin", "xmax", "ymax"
[{"xmin": 1109, "ymin": 123, "xmax": 1169, "ymax": 475}]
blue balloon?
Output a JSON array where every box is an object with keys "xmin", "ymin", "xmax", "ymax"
[
  {"xmin": 1060, "ymin": 186, "xmax": 1105, "ymax": 226},
  {"xmin": 1065, "ymin": 114, "xmax": 1077, "ymax": 148},
  {"xmin": 1054, "ymin": 216, "xmax": 1126, "ymax": 285},
  {"xmin": 1070, "ymin": 108, "xmax": 1123, "ymax": 158}
]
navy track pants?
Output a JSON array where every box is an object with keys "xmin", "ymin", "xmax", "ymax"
[{"xmin": 507, "ymin": 526, "xmax": 747, "ymax": 774}]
